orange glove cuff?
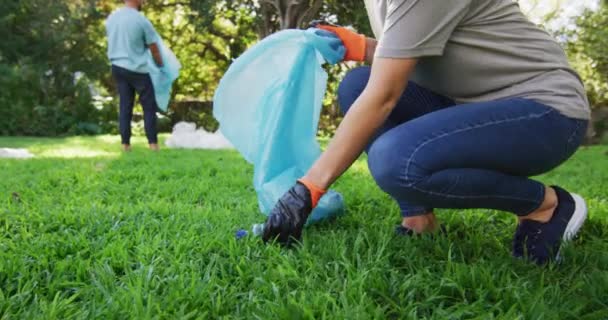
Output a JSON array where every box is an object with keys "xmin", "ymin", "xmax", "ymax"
[
  {"xmin": 297, "ymin": 178, "xmax": 327, "ymax": 208},
  {"xmin": 317, "ymin": 25, "xmax": 367, "ymax": 62}
]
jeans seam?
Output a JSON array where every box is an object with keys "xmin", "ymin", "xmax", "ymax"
[
  {"xmin": 402, "ymin": 108, "xmax": 554, "ymax": 185},
  {"xmin": 566, "ymin": 120, "xmax": 582, "ymax": 146},
  {"xmin": 520, "ymin": 183, "xmax": 546, "ymax": 216},
  {"xmin": 409, "ymin": 184, "xmax": 541, "ymax": 202},
  {"xmin": 399, "ymin": 108, "xmax": 553, "ymax": 203}
]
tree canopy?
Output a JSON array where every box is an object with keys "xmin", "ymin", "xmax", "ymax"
[{"xmin": 0, "ymin": 0, "xmax": 606, "ymax": 139}]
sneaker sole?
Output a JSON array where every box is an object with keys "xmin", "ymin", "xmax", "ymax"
[
  {"xmin": 556, "ymin": 193, "xmax": 587, "ymax": 261},
  {"xmin": 564, "ymin": 193, "xmax": 588, "ymax": 241}
]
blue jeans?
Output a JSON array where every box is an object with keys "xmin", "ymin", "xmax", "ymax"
[
  {"xmin": 338, "ymin": 66, "xmax": 588, "ymax": 217},
  {"xmin": 112, "ymin": 65, "xmax": 158, "ymax": 145}
]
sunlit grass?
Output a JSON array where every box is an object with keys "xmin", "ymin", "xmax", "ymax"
[
  {"xmin": 0, "ymin": 135, "xmax": 171, "ymax": 159},
  {"xmin": 1, "ymin": 136, "xmax": 607, "ymax": 318}
]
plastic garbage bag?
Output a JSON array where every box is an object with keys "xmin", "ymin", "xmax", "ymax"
[
  {"xmin": 165, "ymin": 122, "xmax": 234, "ymax": 150},
  {"xmin": 148, "ymin": 36, "xmax": 181, "ymax": 112},
  {"xmin": 214, "ymin": 28, "xmax": 346, "ymax": 225},
  {"xmin": 0, "ymin": 148, "xmax": 34, "ymax": 159}
]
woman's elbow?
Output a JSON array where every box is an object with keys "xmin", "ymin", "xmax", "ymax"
[{"xmin": 366, "ymin": 86, "xmax": 406, "ymax": 115}]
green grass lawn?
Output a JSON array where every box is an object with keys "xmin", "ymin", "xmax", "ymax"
[{"xmin": 1, "ymin": 135, "xmax": 608, "ymax": 319}]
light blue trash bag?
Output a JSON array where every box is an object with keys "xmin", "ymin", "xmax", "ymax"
[
  {"xmin": 147, "ymin": 36, "xmax": 181, "ymax": 112},
  {"xmin": 214, "ymin": 28, "xmax": 346, "ymax": 225}
]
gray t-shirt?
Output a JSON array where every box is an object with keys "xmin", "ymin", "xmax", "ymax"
[{"xmin": 364, "ymin": 0, "xmax": 590, "ymax": 120}]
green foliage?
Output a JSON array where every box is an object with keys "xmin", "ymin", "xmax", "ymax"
[
  {"xmin": 170, "ymin": 100, "xmax": 219, "ymax": 132},
  {"xmin": 0, "ymin": 0, "xmax": 370, "ymax": 136},
  {"xmin": 0, "ymin": 0, "xmax": 110, "ymax": 135},
  {"xmin": 1, "ymin": 136, "xmax": 607, "ymax": 318},
  {"xmin": 0, "ymin": 63, "xmax": 105, "ymax": 136},
  {"xmin": 561, "ymin": 4, "xmax": 608, "ymax": 143},
  {"xmin": 91, "ymin": 1, "xmax": 260, "ymax": 131},
  {"xmin": 567, "ymin": 5, "xmax": 608, "ymax": 108},
  {"xmin": 2, "ymin": 0, "xmax": 607, "ymax": 139},
  {"xmin": 322, "ymin": 0, "xmax": 373, "ymax": 35},
  {"xmin": 143, "ymin": 0, "xmax": 259, "ymax": 101}
]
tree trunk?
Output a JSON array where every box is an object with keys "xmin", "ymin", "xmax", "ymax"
[{"xmin": 258, "ymin": 0, "xmax": 323, "ymax": 38}]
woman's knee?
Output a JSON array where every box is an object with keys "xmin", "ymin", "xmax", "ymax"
[
  {"xmin": 367, "ymin": 132, "xmax": 430, "ymax": 195},
  {"xmin": 368, "ymin": 135, "xmax": 408, "ymax": 192},
  {"xmin": 337, "ymin": 66, "xmax": 371, "ymax": 115}
]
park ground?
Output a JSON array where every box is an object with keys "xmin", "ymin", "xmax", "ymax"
[{"xmin": 1, "ymin": 135, "xmax": 607, "ymax": 319}]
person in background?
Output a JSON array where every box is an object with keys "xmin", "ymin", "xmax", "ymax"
[
  {"xmin": 263, "ymin": 0, "xmax": 590, "ymax": 265},
  {"xmin": 105, "ymin": 0, "xmax": 164, "ymax": 152}
]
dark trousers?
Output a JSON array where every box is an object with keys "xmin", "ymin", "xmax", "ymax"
[{"xmin": 111, "ymin": 65, "xmax": 158, "ymax": 145}]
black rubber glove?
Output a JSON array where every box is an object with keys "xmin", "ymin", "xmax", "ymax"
[{"xmin": 262, "ymin": 181, "xmax": 313, "ymax": 246}]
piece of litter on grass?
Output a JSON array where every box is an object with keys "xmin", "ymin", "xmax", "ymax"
[
  {"xmin": 165, "ymin": 122, "xmax": 233, "ymax": 149},
  {"xmin": 235, "ymin": 229, "xmax": 248, "ymax": 239},
  {"xmin": 0, "ymin": 148, "xmax": 34, "ymax": 159},
  {"xmin": 252, "ymin": 223, "xmax": 265, "ymax": 237}
]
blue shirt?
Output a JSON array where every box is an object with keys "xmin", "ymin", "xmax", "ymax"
[{"xmin": 105, "ymin": 7, "xmax": 158, "ymax": 74}]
